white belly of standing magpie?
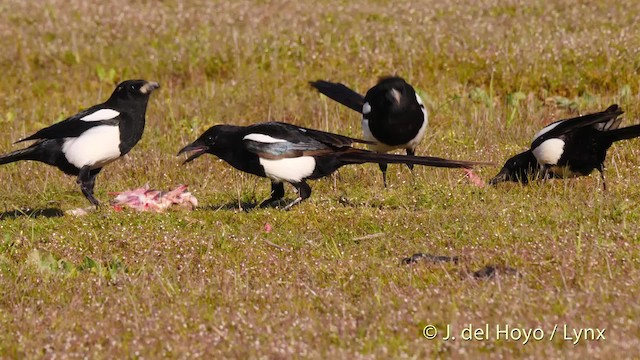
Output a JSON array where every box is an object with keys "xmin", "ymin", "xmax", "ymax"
[
  {"xmin": 62, "ymin": 125, "xmax": 122, "ymax": 169},
  {"xmin": 259, "ymin": 156, "xmax": 316, "ymax": 183},
  {"xmin": 532, "ymin": 138, "xmax": 565, "ymax": 166}
]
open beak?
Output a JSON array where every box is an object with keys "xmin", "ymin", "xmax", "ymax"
[
  {"xmin": 177, "ymin": 142, "xmax": 208, "ymax": 164},
  {"xmin": 140, "ymin": 81, "xmax": 160, "ymax": 94}
]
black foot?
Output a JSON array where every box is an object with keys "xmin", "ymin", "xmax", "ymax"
[
  {"xmin": 379, "ymin": 162, "xmax": 388, "ymax": 188},
  {"xmin": 284, "ymin": 181, "xmax": 311, "ymax": 210},
  {"xmin": 78, "ymin": 166, "xmax": 102, "ymax": 207},
  {"xmin": 405, "ymin": 149, "xmax": 415, "ymax": 172},
  {"xmin": 259, "ymin": 182, "xmax": 285, "ymax": 208}
]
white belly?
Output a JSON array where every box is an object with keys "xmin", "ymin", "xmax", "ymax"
[
  {"xmin": 259, "ymin": 156, "xmax": 316, "ymax": 183},
  {"xmin": 62, "ymin": 125, "xmax": 122, "ymax": 169}
]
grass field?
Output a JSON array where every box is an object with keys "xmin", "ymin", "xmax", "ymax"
[{"xmin": 1, "ymin": 0, "xmax": 640, "ymax": 358}]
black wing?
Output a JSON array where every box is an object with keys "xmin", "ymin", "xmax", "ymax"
[
  {"xmin": 531, "ymin": 104, "xmax": 623, "ymax": 149},
  {"xmin": 16, "ymin": 104, "xmax": 120, "ymax": 142},
  {"xmin": 309, "ymin": 80, "xmax": 365, "ymax": 113},
  {"xmin": 242, "ymin": 122, "xmax": 370, "ymax": 159}
]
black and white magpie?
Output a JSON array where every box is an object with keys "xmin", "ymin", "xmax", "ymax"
[
  {"xmin": 309, "ymin": 76, "xmax": 427, "ymax": 186},
  {"xmin": 489, "ymin": 104, "xmax": 640, "ymax": 189},
  {"xmin": 0, "ymin": 79, "xmax": 160, "ymax": 205},
  {"xmin": 178, "ymin": 121, "xmax": 489, "ymax": 209}
]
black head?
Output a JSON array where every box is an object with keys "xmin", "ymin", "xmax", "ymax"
[
  {"xmin": 367, "ymin": 76, "xmax": 417, "ymax": 110},
  {"xmin": 489, "ymin": 150, "xmax": 538, "ymax": 185},
  {"xmin": 177, "ymin": 125, "xmax": 226, "ymax": 163},
  {"xmin": 108, "ymin": 79, "xmax": 160, "ymax": 103}
]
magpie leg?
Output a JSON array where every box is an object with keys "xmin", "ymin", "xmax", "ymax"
[
  {"xmin": 284, "ymin": 181, "xmax": 312, "ymax": 210},
  {"xmin": 259, "ymin": 182, "xmax": 285, "ymax": 208},
  {"xmin": 77, "ymin": 166, "xmax": 101, "ymax": 207},
  {"xmin": 598, "ymin": 163, "xmax": 607, "ymax": 191},
  {"xmin": 405, "ymin": 148, "xmax": 415, "ymax": 172},
  {"xmin": 378, "ymin": 162, "xmax": 388, "ymax": 188}
]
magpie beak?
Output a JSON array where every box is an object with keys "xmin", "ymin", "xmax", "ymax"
[
  {"xmin": 140, "ymin": 81, "xmax": 160, "ymax": 94},
  {"xmin": 177, "ymin": 142, "xmax": 208, "ymax": 164},
  {"xmin": 488, "ymin": 172, "xmax": 508, "ymax": 186},
  {"xmin": 387, "ymin": 88, "xmax": 401, "ymax": 106}
]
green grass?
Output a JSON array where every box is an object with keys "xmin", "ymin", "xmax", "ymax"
[{"xmin": 2, "ymin": 0, "xmax": 640, "ymax": 358}]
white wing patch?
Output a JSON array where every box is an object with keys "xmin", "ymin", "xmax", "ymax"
[
  {"xmin": 243, "ymin": 133, "xmax": 287, "ymax": 143},
  {"xmin": 362, "ymin": 102, "xmax": 371, "ymax": 115},
  {"xmin": 533, "ymin": 121, "xmax": 563, "ymax": 142},
  {"xmin": 259, "ymin": 156, "xmax": 316, "ymax": 183},
  {"xmin": 62, "ymin": 125, "xmax": 121, "ymax": 169},
  {"xmin": 80, "ymin": 108, "xmax": 120, "ymax": 122},
  {"xmin": 532, "ymin": 138, "xmax": 565, "ymax": 166}
]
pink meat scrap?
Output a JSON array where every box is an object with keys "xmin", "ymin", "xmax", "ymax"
[{"xmin": 110, "ymin": 184, "xmax": 198, "ymax": 212}]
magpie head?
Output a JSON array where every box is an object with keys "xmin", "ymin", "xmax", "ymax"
[
  {"xmin": 111, "ymin": 80, "xmax": 160, "ymax": 102},
  {"xmin": 489, "ymin": 151, "xmax": 537, "ymax": 186},
  {"xmin": 177, "ymin": 126, "xmax": 222, "ymax": 164},
  {"xmin": 370, "ymin": 76, "xmax": 416, "ymax": 111}
]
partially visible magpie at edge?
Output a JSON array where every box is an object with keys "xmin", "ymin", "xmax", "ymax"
[
  {"xmin": 489, "ymin": 104, "xmax": 640, "ymax": 189},
  {"xmin": 178, "ymin": 121, "xmax": 492, "ymax": 210},
  {"xmin": 0, "ymin": 79, "xmax": 160, "ymax": 206},
  {"xmin": 309, "ymin": 76, "xmax": 428, "ymax": 187}
]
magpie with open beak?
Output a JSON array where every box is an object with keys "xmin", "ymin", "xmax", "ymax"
[
  {"xmin": 310, "ymin": 76, "xmax": 427, "ymax": 187},
  {"xmin": 0, "ymin": 79, "xmax": 160, "ymax": 205},
  {"xmin": 489, "ymin": 104, "xmax": 638, "ymax": 189},
  {"xmin": 179, "ymin": 121, "xmax": 489, "ymax": 209}
]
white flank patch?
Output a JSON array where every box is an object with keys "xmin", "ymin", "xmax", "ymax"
[
  {"xmin": 362, "ymin": 102, "xmax": 371, "ymax": 115},
  {"xmin": 62, "ymin": 125, "xmax": 121, "ymax": 169},
  {"xmin": 80, "ymin": 109, "xmax": 120, "ymax": 122},
  {"xmin": 243, "ymin": 133, "xmax": 287, "ymax": 143},
  {"xmin": 259, "ymin": 156, "xmax": 316, "ymax": 183},
  {"xmin": 406, "ymin": 115, "xmax": 428, "ymax": 150},
  {"xmin": 532, "ymin": 138, "xmax": 565, "ymax": 166},
  {"xmin": 533, "ymin": 121, "xmax": 563, "ymax": 141},
  {"xmin": 407, "ymin": 93, "xmax": 429, "ymax": 150}
]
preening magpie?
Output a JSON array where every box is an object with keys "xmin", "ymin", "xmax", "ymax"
[
  {"xmin": 0, "ymin": 79, "xmax": 159, "ymax": 205},
  {"xmin": 310, "ymin": 76, "xmax": 427, "ymax": 187},
  {"xmin": 178, "ymin": 121, "xmax": 489, "ymax": 209},
  {"xmin": 489, "ymin": 104, "xmax": 639, "ymax": 189}
]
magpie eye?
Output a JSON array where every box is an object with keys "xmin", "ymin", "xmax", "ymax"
[{"xmin": 130, "ymin": 84, "xmax": 137, "ymax": 91}]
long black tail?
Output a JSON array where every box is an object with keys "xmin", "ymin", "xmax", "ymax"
[
  {"xmin": 603, "ymin": 124, "xmax": 640, "ymax": 142},
  {"xmin": 337, "ymin": 148, "xmax": 493, "ymax": 169},
  {"xmin": 0, "ymin": 146, "xmax": 38, "ymax": 165},
  {"xmin": 309, "ymin": 80, "xmax": 365, "ymax": 113}
]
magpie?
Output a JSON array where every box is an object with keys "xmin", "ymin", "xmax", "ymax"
[
  {"xmin": 0, "ymin": 79, "xmax": 160, "ymax": 206},
  {"xmin": 310, "ymin": 76, "xmax": 427, "ymax": 187},
  {"xmin": 489, "ymin": 104, "xmax": 640, "ymax": 189},
  {"xmin": 178, "ymin": 121, "xmax": 489, "ymax": 209}
]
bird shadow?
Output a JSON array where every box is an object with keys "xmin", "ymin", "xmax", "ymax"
[
  {"xmin": 0, "ymin": 207, "xmax": 65, "ymax": 220},
  {"xmin": 198, "ymin": 199, "xmax": 294, "ymax": 212}
]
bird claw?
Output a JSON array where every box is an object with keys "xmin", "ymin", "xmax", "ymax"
[{"xmin": 283, "ymin": 197, "xmax": 302, "ymax": 211}]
